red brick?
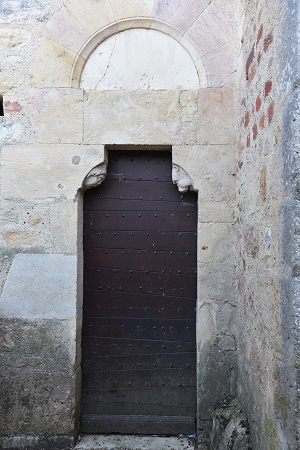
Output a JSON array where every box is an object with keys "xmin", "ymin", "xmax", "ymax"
[
  {"xmin": 257, "ymin": 51, "xmax": 262, "ymax": 65},
  {"xmin": 4, "ymin": 101, "xmax": 23, "ymax": 113},
  {"xmin": 246, "ymin": 45, "xmax": 255, "ymax": 78},
  {"xmin": 268, "ymin": 101, "xmax": 275, "ymax": 124},
  {"xmin": 256, "ymin": 24, "xmax": 263, "ymax": 45},
  {"xmin": 256, "ymin": 95, "xmax": 262, "ymax": 112},
  {"xmin": 246, "ymin": 135, "xmax": 251, "ymax": 148},
  {"xmin": 259, "ymin": 114, "xmax": 265, "ymax": 128},
  {"xmin": 264, "ymin": 80, "xmax": 272, "ymax": 97},
  {"xmin": 245, "ymin": 111, "xmax": 250, "ymax": 127},
  {"xmin": 248, "ymin": 64, "xmax": 256, "ymax": 83},
  {"xmin": 263, "ymin": 32, "xmax": 273, "ymax": 52},
  {"xmin": 253, "ymin": 124, "xmax": 258, "ymax": 140}
]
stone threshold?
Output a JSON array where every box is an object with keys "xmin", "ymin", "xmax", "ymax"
[{"xmin": 75, "ymin": 435, "xmax": 196, "ymax": 450}]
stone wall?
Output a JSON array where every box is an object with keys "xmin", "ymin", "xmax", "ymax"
[
  {"xmin": 236, "ymin": 0, "xmax": 299, "ymax": 448},
  {"xmin": 0, "ymin": 1, "xmax": 239, "ymax": 449}
]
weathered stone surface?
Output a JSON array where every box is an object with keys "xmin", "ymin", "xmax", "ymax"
[
  {"xmin": 44, "ymin": 6, "xmax": 89, "ymax": 54},
  {"xmin": 65, "ymin": 0, "xmax": 114, "ymax": 35},
  {"xmin": 186, "ymin": 3, "xmax": 234, "ymax": 56},
  {"xmin": 199, "ymin": 262, "xmax": 236, "ymax": 303},
  {"xmin": 29, "ymin": 89, "xmax": 83, "ymax": 144},
  {"xmin": 1, "ymin": 144, "xmax": 104, "ymax": 200},
  {"xmin": 211, "ymin": 399, "xmax": 251, "ymax": 450},
  {"xmin": 49, "ymin": 200, "xmax": 79, "ymax": 254},
  {"xmin": 153, "ymin": 0, "xmax": 210, "ymax": 33},
  {"xmin": 202, "ymin": 41, "xmax": 237, "ymax": 87},
  {"xmin": 0, "ymin": 210, "xmax": 18, "ymax": 225},
  {"xmin": 0, "ymin": 435, "xmax": 73, "ymax": 450},
  {"xmin": 0, "ymin": 371, "xmax": 77, "ymax": 435},
  {"xmin": 173, "ymin": 145, "xmax": 236, "ymax": 201},
  {"xmin": 0, "ymin": 318, "xmax": 76, "ymax": 371},
  {"xmin": 199, "ymin": 202, "xmax": 233, "ymax": 223},
  {"xmin": 0, "ymin": 254, "xmax": 77, "ymax": 319},
  {"xmin": 1, "ymin": 231, "xmax": 39, "ymax": 246},
  {"xmin": 110, "ymin": 0, "xmax": 155, "ymax": 20},
  {"xmin": 30, "ymin": 38, "xmax": 82, "ymax": 88},
  {"xmin": 80, "ymin": 29, "xmax": 199, "ymax": 91},
  {"xmin": 83, "ymin": 90, "xmax": 199, "ymax": 145},
  {"xmin": 0, "ymin": 0, "xmax": 49, "ymax": 23},
  {"xmin": 197, "ymin": 88, "xmax": 236, "ymax": 144},
  {"xmin": 198, "ymin": 223, "xmax": 234, "ymax": 265},
  {"xmin": 76, "ymin": 434, "xmax": 195, "ymax": 450}
]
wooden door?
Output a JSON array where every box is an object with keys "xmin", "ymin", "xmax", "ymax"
[{"xmin": 81, "ymin": 151, "xmax": 197, "ymax": 435}]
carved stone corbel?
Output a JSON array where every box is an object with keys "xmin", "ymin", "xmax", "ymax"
[
  {"xmin": 82, "ymin": 162, "xmax": 107, "ymax": 189},
  {"xmin": 172, "ymin": 163, "xmax": 194, "ymax": 193}
]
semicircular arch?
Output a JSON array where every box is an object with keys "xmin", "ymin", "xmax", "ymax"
[{"xmin": 70, "ymin": 19, "xmax": 207, "ymax": 88}]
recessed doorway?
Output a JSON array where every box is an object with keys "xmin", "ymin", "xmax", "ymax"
[{"xmin": 81, "ymin": 150, "xmax": 197, "ymax": 435}]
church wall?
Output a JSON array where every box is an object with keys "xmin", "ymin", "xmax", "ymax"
[
  {"xmin": 0, "ymin": 1, "xmax": 241, "ymax": 449},
  {"xmin": 236, "ymin": 0, "xmax": 299, "ymax": 448}
]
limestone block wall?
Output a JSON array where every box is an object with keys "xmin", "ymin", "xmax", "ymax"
[
  {"xmin": 0, "ymin": 1, "xmax": 239, "ymax": 449},
  {"xmin": 236, "ymin": 0, "xmax": 299, "ymax": 448}
]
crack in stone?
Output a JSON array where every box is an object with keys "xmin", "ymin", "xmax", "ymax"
[{"xmin": 94, "ymin": 35, "xmax": 117, "ymax": 90}]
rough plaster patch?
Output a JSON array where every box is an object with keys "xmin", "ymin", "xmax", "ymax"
[
  {"xmin": 0, "ymin": 0, "xmax": 48, "ymax": 23},
  {"xmin": 1, "ymin": 231, "xmax": 39, "ymax": 246},
  {"xmin": 80, "ymin": 29, "xmax": 200, "ymax": 90},
  {"xmin": 0, "ymin": 254, "xmax": 77, "ymax": 319}
]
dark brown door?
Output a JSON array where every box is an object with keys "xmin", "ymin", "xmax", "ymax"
[{"xmin": 81, "ymin": 151, "xmax": 197, "ymax": 435}]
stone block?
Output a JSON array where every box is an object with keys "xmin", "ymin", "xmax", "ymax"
[
  {"xmin": 153, "ymin": 0, "xmax": 210, "ymax": 33},
  {"xmin": 44, "ymin": 6, "xmax": 90, "ymax": 54},
  {"xmin": 83, "ymin": 90, "xmax": 199, "ymax": 145},
  {"xmin": 198, "ymin": 223, "xmax": 235, "ymax": 264},
  {"xmin": 1, "ymin": 144, "xmax": 105, "ymax": 200},
  {"xmin": 198, "ymin": 262, "xmax": 236, "ymax": 303},
  {"xmin": 173, "ymin": 145, "xmax": 236, "ymax": 201},
  {"xmin": 30, "ymin": 38, "xmax": 83, "ymax": 88},
  {"xmin": 65, "ymin": 0, "xmax": 115, "ymax": 35},
  {"xmin": 110, "ymin": 0, "xmax": 155, "ymax": 20},
  {"xmin": 50, "ymin": 200, "xmax": 80, "ymax": 254},
  {"xmin": 0, "ymin": 254, "xmax": 77, "ymax": 319},
  {"xmin": 186, "ymin": 3, "xmax": 234, "ymax": 56},
  {"xmin": 0, "ymin": 318, "xmax": 77, "ymax": 371},
  {"xmin": 202, "ymin": 41, "xmax": 237, "ymax": 87},
  {"xmin": 0, "ymin": 371, "xmax": 77, "ymax": 435},
  {"xmin": 29, "ymin": 88, "xmax": 83, "ymax": 144},
  {"xmin": 197, "ymin": 87, "xmax": 237, "ymax": 144},
  {"xmin": 199, "ymin": 201, "xmax": 233, "ymax": 223}
]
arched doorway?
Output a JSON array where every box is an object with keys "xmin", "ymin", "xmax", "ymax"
[{"xmin": 81, "ymin": 149, "xmax": 198, "ymax": 435}]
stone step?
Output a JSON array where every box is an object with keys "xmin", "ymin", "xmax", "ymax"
[{"xmin": 75, "ymin": 435, "xmax": 196, "ymax": 450}]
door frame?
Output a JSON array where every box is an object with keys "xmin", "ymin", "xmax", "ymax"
[{"xmin": 76, "ymin": 145, "xmax": 199, "ymax": 427}]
